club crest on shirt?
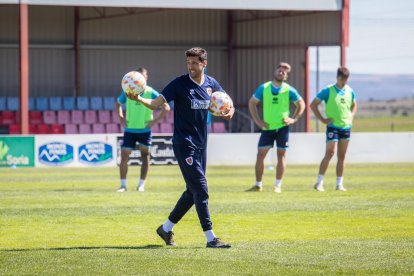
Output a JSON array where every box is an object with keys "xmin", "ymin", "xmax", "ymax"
[
  {"xmin": 206, "ymin": 88, "xmax": 212, "ymax": 96},
  {"xmin": 185, "ymin": 157, "xmax": 193, "ymax": 165},
  {"xmin": 190, "ymin": 89, "xmax": 195, "ymax": 95},
  {"xmin": 328, "ymin": 132, "xmax": 334, "ymax": 138}
]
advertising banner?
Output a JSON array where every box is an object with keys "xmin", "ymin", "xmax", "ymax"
[
  {"xmin": 0, "ymin": 136, "xmax": 35, "ymax": 167},
  {"xmin": 35, "ymin": 134, "xmax": 117, "ymax": 167},
  {"xmin": 116, "ymin": 135, "xmax": 177, "ymax": 165}
]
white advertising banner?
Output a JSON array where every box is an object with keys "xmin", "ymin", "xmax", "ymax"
[{"xmin": 35, "ymin": 134, "xmax": 117, "ymax": 167}]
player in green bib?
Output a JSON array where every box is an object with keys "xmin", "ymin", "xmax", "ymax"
[
  {"xmin": 310, "ymin": 67, "xmax": 357, "ymax": 192},
  {"xmin": 247, "ymin": 62, "xmax": 305, "ymax": 193},
  {"xmin": 116, "ymin": 68, "xmax": 170, "ymax": 192}
]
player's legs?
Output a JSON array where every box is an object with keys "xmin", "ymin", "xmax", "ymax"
[
  {"xmin": 247, "ymin": 131, "xmax": 274, "ymax": 191},
  {"xmin": 256, "ymin": 147, "xmax": 271, "ymax": 182},
  {"xmin": 335, "ymin": 130, "xmax": 351, "ymax": 191},
  {"xmin": 274, "ymin": 126, "xmax": 289, "ymax": 193},
  {"xmin": 118, "ymin": 132, "xmax": 139, "ymax": 192},
  {"xmin": 136, "ymin": 131, "xmax": 152, "ymax": 191},
  {"xmin": 314, "ymin": 127, "xmax": 338, "ymax": 191}
]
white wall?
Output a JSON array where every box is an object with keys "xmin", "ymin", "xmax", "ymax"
[{"xmin": 207, "ymin": 132, "xmax": 414, "ymax": 165}]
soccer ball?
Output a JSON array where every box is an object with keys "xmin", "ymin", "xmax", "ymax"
[
  {"xmin": 209, "ymin": 91, "xmax": 233, "ymax": 116},
  {"xmin": 121, "ymin": 71, "xmax": 146, "ymax": 96}
]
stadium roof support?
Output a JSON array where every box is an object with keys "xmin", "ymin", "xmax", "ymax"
[{"xmin": 1, "ymin": 0, "xmax": 342, "ymax": 11}]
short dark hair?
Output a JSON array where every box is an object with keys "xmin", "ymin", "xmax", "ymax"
[
  {"xmin": 185, "ymin": 47, "xmax": 207, "ymax": 62},
  {"xmin": 277, "ymin": 62, "xmax": 291, "ymax": 73},
  {"xmin": 136, "ymin": 67, "xmax": 147, "ymax": 74},
  {"xmin": 337, "ymin": 67, "xmax": 350, "ymax": 79}
]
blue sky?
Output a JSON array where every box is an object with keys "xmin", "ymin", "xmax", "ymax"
[{"xmin": 310, "ymin": 0, "xmax": 414, "ymax": 75}]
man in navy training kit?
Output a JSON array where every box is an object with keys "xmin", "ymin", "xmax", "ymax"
[{"xmin": 127, "ymin": 47, "xmax": 235, "ymax": 248}]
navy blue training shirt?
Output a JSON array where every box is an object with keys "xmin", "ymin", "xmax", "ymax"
[{"xmin": 161, "ymin": 74, "xmax": 223, "ymax": 148}]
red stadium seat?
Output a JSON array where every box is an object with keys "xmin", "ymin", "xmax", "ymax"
[
  {"xmin": 79, "ymin": 124, "xmax": 92, "ymax": 134},
  {"xmin": 98, "ymin": 110, "xmax": 111, "ymax": 124},
  {"xmin": 84, "ymin": 110, "xmax": 97, "ymax": 124},
  {"xmin": 65, "ymin": 124, "xmax": 78, "ymax": 134},
  {"xmin": 71, "ymin": 110, "xmax": 84, "ymax": 124},
  {"xmin": 37, "ymin": 124, "xmax": 51, "ymax": 134},
  {"xmin": 29, "ymin": 111, "xmax": 43, "ymax": 124},
  {"xmin": 57, "ymin": 110, "xmax": 71, "ymax": 124},
  {"xmin": 111, "ymin": 110, "xmax": 121, "ymax": 124},
  {"xmin": 159, "ymin": 123, "xmax": 173, "ymax": 133},
  {"xmin": 29, "ymin": 124, "xmax": 37, "ymax": 134},
  {"xmin": 1, "ymin": 111, "xmax": 15, "ymax": 124},
  {"xmin": 92, "ymin": 124, "xmax": 105, "ymax": 134},
  {"xmin": 151, "ymin": 123, "xmax": 160, "ymax": 133},
  {"xmin": 51, "ymin": 124, "xmax": 64, "ymax": 134},
  {"xmin": 212, "ymin": 122, "xmax": 227, "ymax": 133},
  {"xmin": 8, "ymin": 124, "xmax": 20, "ymax": 134},
  {"xmin": 43, "ymin": 110, "xmax": 57, "ymax": 124},
  {"xmin": 106, "ymin": 123, "xmax": 120, "ymax": 133}
]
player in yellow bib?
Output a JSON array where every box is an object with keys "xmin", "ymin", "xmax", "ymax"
[
  {"xmin": 116, "ymin": 68, "xmax": 170, "ymax": 192},
  {"xmin": 310, "ymin": 67, "xmax": 357, "ymax": 192},
  {"xmin": 247, "ymin": 62, "xmax": 305, "ymax": 193}
]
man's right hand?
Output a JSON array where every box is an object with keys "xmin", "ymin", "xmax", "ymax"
[
  {"xmin": 126, "ymin": 93, "xmax": 141, "ymax": 102},
  {"xmin": 256, "ymin": 119, "xmax": 269, "ymax": 130},
  {"xmin": 119, "ymin": 117, "xmax": 126, "ymax": 128},
  {"xmin": 321, "ymin": 118, "xmax": 332, "ymax": 125}
]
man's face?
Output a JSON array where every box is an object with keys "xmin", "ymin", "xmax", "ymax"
[
  {"xmin": 336, "ymin": 76, "xmax": 348, "ymax": 87},
  {"xmin": 274, "ymin": 67, "xmax": 289, "ymax": 82},
  {"xmin": 186, "ymin": 56, "xmax": 206, "ymax": 79}
]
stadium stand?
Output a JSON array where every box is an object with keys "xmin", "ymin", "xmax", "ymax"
[
  {"xmin": 84, "ymin": 110, "xmax": 97, "ymax": 124},
  {"xmin": 98, "ymin": 110, "xmax": 111, "ymax": 124},
  {"xmin": 50, "ymin": 124, "xmax": 64, "ymax": 134},
  {"xmin": 111, "ymin": 110, "xmax": 120, "ymax": 124},
  {"xmin": 35, "ymin": 97, "xmax": 49, "ymax": 111},
  {"xmin": 57, "ymin": 110, "xmax": 71, "ymax": 124},
  {"xmin": 71, "ymin": 110, "xmax": 84, "ymax": 124},
  {"xmin": 90, "ymin": 96, "xmax": 103, "ymax": 110},
  {"xmin": 63, "ymin": 97, "xmax": 76, "ymax": 110},
  {"xmin": 49, "ymin": 97, "xmax": 63, "ymax": 111},
  {"xmin": 106, "ymin": 123, "xmax": 119, "ymax": 133},
  {"xmin": 29, "ymin": 111, "xmax": 43, "ymax": 124},
  {"xmin": 212, "ymin": 122, "xmax": 227, "ymax": 133},
  {"xmin": 7, "ymin": 97, "xmax": 19, "ymax": 111},
  {"xmin": 0, "ymin": 111, "xmax": 15, "ymax": 124},
  {"xmin": 29, "ymin": 97, "xmax": 35, "ymax": 110},
  {"xmin": 92, "ymin": 123, "xmax": 105, "ymax": 134},
  {"xmin": 103, "ymin": 97, "xmax": 115, "ymax": 110},
  {"xmin": 64, "ymin": 124, "xmax": 78, "ymax": 134},
  {"xmin": 79, "ymin": 123, "xmax": 92, "ymax": 134},
  {"xmin": 37, "ymin": 124, "xmax": 51, "ymax": 134},
  {"xmin": 76, "ymin": 96, "xmax": 89, "ymax": 110},
  {"xmin": 9, "ymin": 124, "xmax": 20, "ymax": 134},
  {"xmin": 43, "ymin": 111, "xmax": 57, "ymax": 124},
  {"xmin": 0, "ymin": 97, "xmax": 5, "ymax": 110},
  {"xmin": 159, "ymin": 123, "xmax": 173, "ymax": 133}
]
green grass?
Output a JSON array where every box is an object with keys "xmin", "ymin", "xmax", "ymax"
[
  {"xmin": 1, "ymin": 164, "xmax": 413, "ymax": 275},
  {"xmin": 310, "ymin": 115, "xmax": 414, "ymax": 132}
]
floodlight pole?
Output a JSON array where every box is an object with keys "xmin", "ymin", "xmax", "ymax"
[
  {"xmin": 340, "ymin": 0, "xmax": 349, "ymax": 67},
  {"xmin": 19, "ymin": 3, "xmax": 29, "ymax": 135},
  {"xmin": 74, "ymin": 7, "xmax": 81, "ymax": 97}
]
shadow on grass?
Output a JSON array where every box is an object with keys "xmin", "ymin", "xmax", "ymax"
[{"xmin": 2, "ymin": 244, "xmax": 171, "ymax": 252}]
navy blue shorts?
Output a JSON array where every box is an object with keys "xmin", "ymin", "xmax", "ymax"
[
  {"xmin": 121, "ymin": 131, "xmax": 152, "ymax": 149},
  {"xmin": 258, "ymin": 126, "xmax": 289, "ymax": 149},
  {"xmin": 326, "ymin": 126, "xmax": 351, "ymax": 142}
]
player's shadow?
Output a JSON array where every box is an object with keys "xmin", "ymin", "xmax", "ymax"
[{"xmin": 2, "ymin": 245, "xmax": 167, "ymax": 252}]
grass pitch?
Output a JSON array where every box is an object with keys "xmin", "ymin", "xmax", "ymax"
[{"xmin": 0, "ymin": 164, "xmax": 413, "ymax": 275}]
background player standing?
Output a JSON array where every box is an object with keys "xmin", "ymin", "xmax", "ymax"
[
  {"xmin": 310, "ymin": 67, "xmax": 357, "ymax": 192},
  {"xmin": 247, "ymin": 62, "xmax": 305, "ymax": 193},
  {"xmin": 116, "ymin": 67, "xmax": 169, "ymax": 192}
]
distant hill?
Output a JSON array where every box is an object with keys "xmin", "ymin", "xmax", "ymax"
[{"xmin": 310, "ymin": 72, "xmax": 414, "ymax": 101}]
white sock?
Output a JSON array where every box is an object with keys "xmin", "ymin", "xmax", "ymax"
[
  {"xmin": 204, "ymin": 230, "xmax": 216, "ymax": 242},
  {"xmin": 120, "ymin": 179, "xmax": 127, "ymax": 188},
  {"xmin": 336, "ymin": 177, "xmax": 343, "ymax": 186},
  {"xmin": 274, "ymin": 179, "xmax": 282, "ymax": 187},
  {"xmin": 162, "ymin": 219, "xmax": 175, "ymax": 232},
  {"xmin": 255, "ymin": 181, "xmax": 262, "ymax": 187},
  {"xmin": 138, "ymin": 179, "xmax": 145, "ymax": 188},
  {"xmin": 317, "ymin": 175, "xmax": 324, "ymax": 185}
]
